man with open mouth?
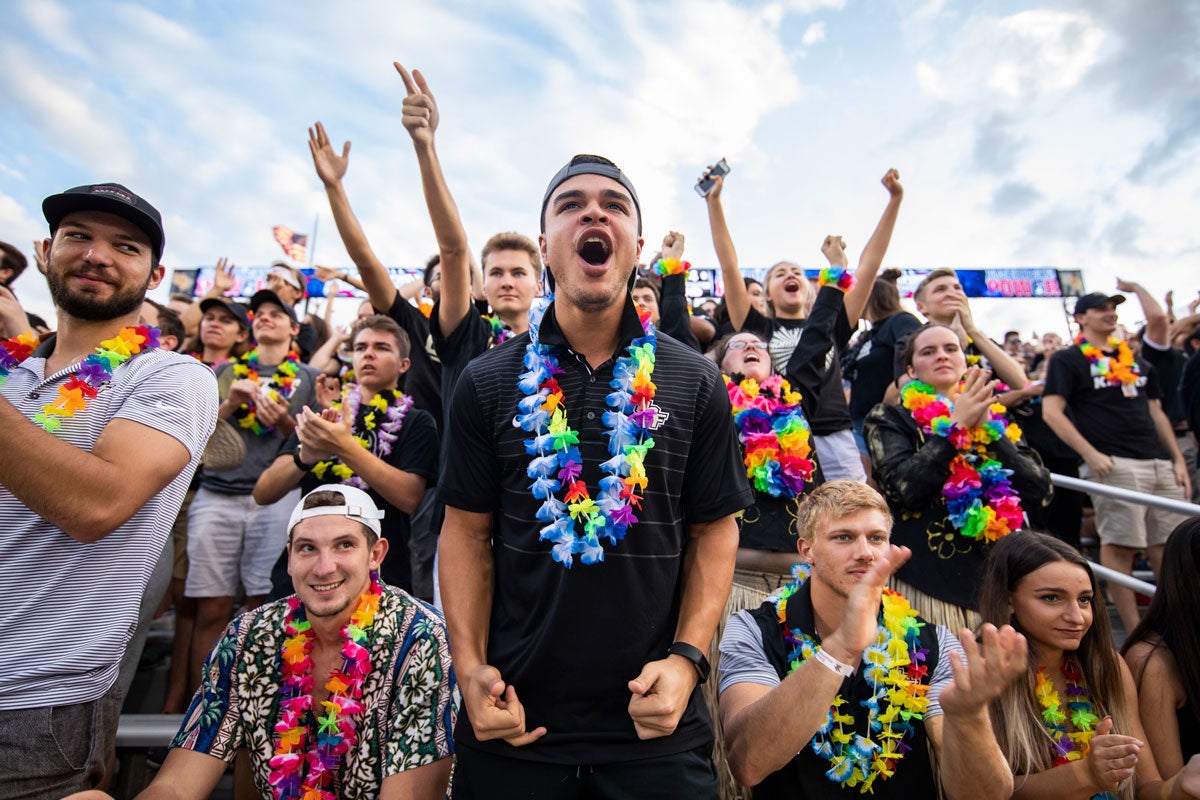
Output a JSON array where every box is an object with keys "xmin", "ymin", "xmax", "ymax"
[{"xmin": 436, "ymin": 145, "xmax": 753, "ymax": 798}]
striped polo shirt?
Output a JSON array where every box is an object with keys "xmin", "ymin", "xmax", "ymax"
[{"xmin": 0, "ymin": 339, "xmax": 218, "ymax": 710}]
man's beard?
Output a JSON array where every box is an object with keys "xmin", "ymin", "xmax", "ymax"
[{"xmin": 47, "ymin": 262, "xmax": 153, "ymax": 322}]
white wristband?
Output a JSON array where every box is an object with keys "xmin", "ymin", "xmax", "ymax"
[{"xmin": 813, "ymin": 647, "xmax": 855, "ymax": 678}]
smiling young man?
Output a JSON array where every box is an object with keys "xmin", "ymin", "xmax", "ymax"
[
  {"xmin": 254, "ymin": 314, "xmax": 439, "ymax": 594},
  {"xmin": 1042, "ymin": 291, "xmax": 1191, "ymax": 634},
  {"xmin": 718, "ymin": 480, "xmax": 1027, "ymax": 798},
  {"xmin": 68, "ymin": 486, "xmax": 458, "ymax": 800},
  {"xmin": 435, "ymin": 149, "xmax": 752, "ymax": 799},
  {"xmin": 0, "ymin": 183, "xmax": 218, "ymax": 796}
]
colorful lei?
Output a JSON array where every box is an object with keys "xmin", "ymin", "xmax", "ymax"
[
  {"xmin": 1076, "ymin": 334, "xmax": 1139, "ymax": 393},
  {"xmin": 818, "ymin": 265, "xmax": 855, "ymax": 292},
  {"xmin": 2, "ymin": 326, "xmax": 160, "ymax": 433},
  {"xmin": 651, "ymin": 257, "xmax": 691, "ymax": 276},
  {"xmin": 268, "ymin": 571, "xmax": 383, "ymax": 800},
  {"xmin": 726, "ymin": 374, "xmax": 815, "ymax": 497},
  {"xmin": 776, "ymin": 564, "xmax": 931, "ymax": 794},
  {"xmin": 231, "ymin": 348, "xmax": 301, "ymax": 434},
  {"xmin": 900, "ymin": 380, "xmax": 1025, "ymax": 542},
  {"xmin": 310, "ymin": 386, "xmax": 412, "ymax": 489},
  {"xmin": 1035, "ymin": 660, "xmax": 1120, "ymax": 799},
  {"xmin": 514, "ymin": 295, "xmax": 657, "ymax": 567},
  {"xmin": 483, "ymin": 314, "xmax": 512, "ymax": 346}
]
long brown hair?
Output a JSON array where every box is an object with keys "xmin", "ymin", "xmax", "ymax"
[
  {"xmin": 864, "ymin": 267, "xmax": 903, "ymax": 323},
  {"xmin": 978, "ymin": 532, "xmax": 1133, "ymax": 797}
]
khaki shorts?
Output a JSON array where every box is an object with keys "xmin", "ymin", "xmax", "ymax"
[
  {"xmin": 171, "ymin": 487, "xmax": 197, "ymax": 581},
  {"xmin": 1080, "ymin": 456, "xmax": 1188, "ymax": 549}
]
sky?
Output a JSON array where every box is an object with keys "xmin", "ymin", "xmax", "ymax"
[{"xmin": 2, "ymin": 0, "xmax": 1198, "ymax": 339}]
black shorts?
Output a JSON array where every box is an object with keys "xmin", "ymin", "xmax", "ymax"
[{"xmin": 451, "ymin": 744, "xmax": 718, "ymax": 800}]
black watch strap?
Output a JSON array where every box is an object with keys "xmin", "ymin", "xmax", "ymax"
[
  {"xmin": 292, "ymin": 448, "xmax": 310, "ymax": 470},
  {"xmin": 667, "ymin": 641, "xmax": 710, "ymax": 683}
]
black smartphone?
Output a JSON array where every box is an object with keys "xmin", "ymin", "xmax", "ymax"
[{"xmin": 695, "ymin": 158, "xmax": 730, "ymax": 196}]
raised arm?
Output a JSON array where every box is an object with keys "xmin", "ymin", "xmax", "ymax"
[
  {"xmin": 308, "ymin": 122, "xmax": 398, "ymax": 315},
  {"xmin": 843, "ymin": 169, "xmax": 904, "ymax": 328},
  {"xmin": 1118, "ymin": 278, "xmax": 1169, "ymax": 347},
  {"xmin": 654, "ymin": 231, "xmax": 702, "ymax": 351},
  {"xmin": 180, "ymin": 257, "xmax": 234, "ymax": 336},
  {"xmin": 702, "ymin": 172, "xmax": 751, "ymax": 330},
  {"xmin": 394, "ymin": 62, "xmax": 473, "ymax": 337}
]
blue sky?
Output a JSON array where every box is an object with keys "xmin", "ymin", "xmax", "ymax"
[{"xmin": 2, "ymin": 0, "xmax": 1197, "ymax": 338}]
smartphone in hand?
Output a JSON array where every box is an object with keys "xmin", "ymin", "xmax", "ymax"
[{"xmin": 695, "ymin": 158, "xmax": 731, "ymax": 196}]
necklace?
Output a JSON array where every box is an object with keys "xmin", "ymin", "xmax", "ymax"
[
  {"xmin": 900, "ymin": 380, "xmax": 1024, "ymax": 542},
  {"xmin": 1, "ymin": 326, "xmax": 161, "ymax": 434},
  {"xmin": 1076, "ymin": 334, "xmax": 1139, "ymax": 396},
  {"xmin": 483, "ymin": 314, "xmax": 512, "ymax": 346},
  {"xmin": 514, "ymin": 296, "xmax": 657, "ymax": 568},
  {"xmin": 776, "ymin": 564, "xmax": 931, "ymax": 794},
  {"xmin": 231, "ymin": 348, "xmax": 301, "ymax": 434},
  {"xmin": 268, "ymin": 572, "xmax": 383, "ymax": 800},
  {"xmin": 1035, "ymin": 660, "xmax": 1120, "ymax": 799},
  {"xmin": 310, "ymin": 386, "xmax": 412, "ymax": 489},
  {"xmin": 725, "ymin": 374, "xmax": 815, "ymax": 497}
]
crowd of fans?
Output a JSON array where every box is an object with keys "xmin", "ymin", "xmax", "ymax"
[{"xmin": 1, "ymin": 60, "xmax": 1198, "ymax": 800}]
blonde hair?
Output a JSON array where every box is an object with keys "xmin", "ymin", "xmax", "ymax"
[{"xmin": 795, "ymin": 480, "xmax": 892, "ymax": 542}]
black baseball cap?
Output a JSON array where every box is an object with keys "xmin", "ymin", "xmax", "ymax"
[
  {"xmin": 541, "ymin": 154, "xmax": 641, "ymax": 235},
  {"xmin": 1073, "ymin": 292, "xmax": 1126, "ymax": 315},
  {"xmin": 249, "ymin": 289, "xmax": 299, "ymax": 324},
  {"xmin": 42, "ymin": 183, "xmax": 165, "ymax": 264},
  {"xmin": 199, "ymin": 297, "xmax": 251, "ymax": 329}
]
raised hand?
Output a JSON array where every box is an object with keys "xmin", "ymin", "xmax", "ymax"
[
  {"xmin": 822, "ymin": 545, "xmax": 911, "ymax": 666},
  {"xmin": 821, "ymin": 235, "xmax": 848, "ymax": 268},
  {"xmin": 1115, "ymin": 277, "xmax": 1139, "ymax": 293},
  {"xmin": 881, "ymin": 168, "xmax": 903, "ymax": 198},
  {"xmin": 308, "ymin": 121, "xmax": 351, "ymax": 186},
  {"xmin": 700, "ymin": 168, "xmax": 724, "ymax": 202},
  {"xmin": 395, "ymin": 62, "xmax": 438, "ymax": 146},
  {"xmin": 1085, "ymin": 717, "xmax": 1142, "ymax": 791},
  {"xmin": 937, "ymin": 624, "xmax": 1026, "ymax": 715},
  {"xmin": 212, "ymin": 256, "xmax": 235, "ymax": 295},
  {"xmin": 662, "ymin": 231, "xmax": 685, "ymax": 261},
  {"xmin": 464, "ymin": 664, "xmax": 546, "ymax": 746}
]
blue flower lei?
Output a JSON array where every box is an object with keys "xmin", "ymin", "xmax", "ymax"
[{"xmin": 512, "ymin": 294, "xmax": 658, "ymax": 568}]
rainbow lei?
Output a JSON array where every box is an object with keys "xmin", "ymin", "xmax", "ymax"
[
  {"xmin": 310, "ymin": 386, "xmax": 412, "ymax": 489},
  {"xmin": 818, "ymin": 265, "xmax": 855, "ymax": 292},
  {"xmin": 268, "ymin": 571, "xmax": 383, "ymax": 800},
  {"xmin": 1076, "ymin": 334, "xmax": 1139, "ymax": 394},
  {"xmin": 231, "ymin": 348, "xmax": 301, "ymax": 435},
  {"xmin": 726, "ymin": 374, "xmax": 815, "ymax": 497},
  {"xmin": 1035, "ymin": 660, "xmax": 1120, "ymax": 799},
  {"xmin": 483, "ymin": 314, "xmax": 513, "ymax": 346},
  {"xmin": 776, "ymin": 564, "xmax": 931, "ymax": 793},
  {"xmin": 2, "ymin": 327, "xmax": 160, "ymax": 433},
  {"xmin": 514, "ymin": 295, "xmax": 657, "ymax": 567},
  {"xmin": 900, "ymin": 380, "xmax": 1025, "ymax": 542},
  {"xmin": 651, "ymin": 257, "xmax": 691, "ymax": 276}
]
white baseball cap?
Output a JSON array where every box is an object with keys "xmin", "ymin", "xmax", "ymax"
[{"xmin": 287, "ymin": 485, "xmax": 385, "ymax": 539}]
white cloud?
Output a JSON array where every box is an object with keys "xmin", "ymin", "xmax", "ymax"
[
  {"xmin": 914, "ymin": 60, "xmax": 944, "ymax": 98},
  {"xmin": 786, "ymin": 0, "xmax": 844, "ymax": 12},
  {"xmin": 801, "ymin": 22, "xmax": 826, "ymax": 45}
]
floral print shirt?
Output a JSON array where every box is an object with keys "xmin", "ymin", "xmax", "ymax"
[{"xmin": 173, "ymin": 584, "xmax": 458, "ymax": 797}]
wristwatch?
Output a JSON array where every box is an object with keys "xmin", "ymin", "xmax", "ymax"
[{"xmin": 667, "ymin": 642, "xmax": 710, "ymax": 683}]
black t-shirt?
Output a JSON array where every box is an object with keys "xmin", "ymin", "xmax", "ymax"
[
  {"xmin": 1141, "ymin": 339, "xmax": 1187, "ymax": 428},
  {"xmin": 740, "ymin": 305, "xmax": 852, "ymax": 436},
  {"xmin": 1183, "ymin": 349, "xmax": 1200, "ymax": 442},
  {"xmin": 382, "ymin": 293, "xmax": 444, "ymax": 435},
  {"xmin": 1044, "ymin": 346, "xmax": 1168, "ymax": 460},
  {"xmin": 440, "ymin": 298, "xmax": 753, "ymax": 764},
  {"xmin": 275, "ymin": 404, "xmax": 439, "ymax": 593},
  {"xmin": 848, "ymin": 311, "xmax": 922, "ymax": 421},
  {"xmin": 429, "ymin": 301, "xmax": 498, "ymax": 435}
]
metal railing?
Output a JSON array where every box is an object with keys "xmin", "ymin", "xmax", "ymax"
[{"xmin": 1049, "ymin": 472, "xmax": 1200, "ymax": 598}]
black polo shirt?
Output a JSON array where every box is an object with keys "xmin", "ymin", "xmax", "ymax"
[
  {"xmin": 440, "ymin": 297, "xmax": 753, "ymax": 764},
  {"xmin": 429, "ymin": 301, "xmax": 495, "ymax": 435},
  {"xmin": 381, "ymin": 293, "xmax": 444, "ymax": 435}
]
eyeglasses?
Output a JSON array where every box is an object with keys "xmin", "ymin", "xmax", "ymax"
[{"xmin": 727, "ymin": 340, "xmax": 769, "ymax": 352}]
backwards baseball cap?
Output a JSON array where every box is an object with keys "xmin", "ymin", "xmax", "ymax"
[
  {"xmin": 249, "ymin": 289, "xmax": 299, "ymax": 324},
  {"xmin": 540, "ymin": 154, "xmax": 641, "ymax": 235},
  {"xmin": 199, "ymin": 297, "xmax": 252, "ymax": 330},
  {"xmin": 42, "ymin": 183, "xmax": 165, "ymax": 264},
  {"xmin": 287, "ymin": 485, "xmax": 385, "ymax": 540},
  {"xmin": 1073, "ymin": 292, "xmax": 1126, "ymax": 315}
]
